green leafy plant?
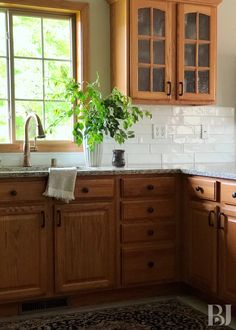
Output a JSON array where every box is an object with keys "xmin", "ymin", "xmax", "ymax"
[{"xmin": 48, "ymin": 75, "xmax": 152, "ymax": 150}]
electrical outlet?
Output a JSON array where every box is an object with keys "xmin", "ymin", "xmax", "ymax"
[
  {"xmin": 201, "ymin": 124, "xmax": 208, "ymax": 139},
  {"xmin": 153, "ymin": 124, "xmax": 167, "ymax": 139}
]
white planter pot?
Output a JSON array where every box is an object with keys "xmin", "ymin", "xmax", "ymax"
[{"xmin": 83, "ymin": 139, "xmax": 103, "ymax": 167}]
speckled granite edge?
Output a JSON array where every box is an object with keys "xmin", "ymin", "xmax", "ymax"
[{"xmin": 1, "ymin": 166, "xmax": 236, "ymax": 180}]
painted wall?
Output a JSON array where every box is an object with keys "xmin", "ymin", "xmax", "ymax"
[{"xmin": 217, "ymin": 0, "xmax": 236, "ymax": 109}]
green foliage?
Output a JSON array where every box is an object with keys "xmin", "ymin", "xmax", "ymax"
[{"xmin": 48, "ymin": 75, "xmax": 152, "ymax": 151}]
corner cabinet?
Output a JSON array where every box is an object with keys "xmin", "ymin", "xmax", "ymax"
[{"xmin": 108, "ymin": 0, "xmax": 221, "ymax": 105}]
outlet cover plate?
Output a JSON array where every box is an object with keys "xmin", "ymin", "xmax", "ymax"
[{"xmin": 153, "ymin": 124, "xmax": 167, "ymax": 139}]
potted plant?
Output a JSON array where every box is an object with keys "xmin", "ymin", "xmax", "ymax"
[{"xmin": 48, "ymin": 75, "xmax": 152, "ymax": 167}]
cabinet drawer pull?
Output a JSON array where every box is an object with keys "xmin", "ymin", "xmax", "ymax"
[
  {"xmin": 195, "ymin": 186, "xmax": 204, "ymax": 193},
  {"xmin": 208, "ymin": 210, "xmax": 215, "ymax": 228},
  {"xmin": 10, "ymin": 190, "xmax": 17, "ymax": 196},
  {"xmin": 232, "ymin": 192, "xmax": 236, "ymax": 198},
  {"xmin": 218, "ymin": 212, "xmax": 226, "ymax": 231},
  {"xmin": 82, "ymin": 187, "xmax": 89, "ymax": 193},
  {"xmin": 147, "ymin": 229, "xmax": 154, "ymax": 236},
  {"xmin": 56, "ymin": 210, "xmax": 62, "ymax": 227},
  {"xmin": 147, "ymin": 207, "xmax": 154, "ymax": 214},
  {"xmin": 167, "ymin": 81, "xmax": 172, "ymax": 96},
  {"xmin": 179, "ymin": 82, "xmax": 184, "ymax": 96},
  {"xmin": 41, "ymin": 211, "xmax": 46, "ymax": 228},
  {"xmin": 148, "ymin": 261, "xmax": 155, "ymax": 268},
  {"xmin": 147, "ymin": 185, "xmax": 154, "ymax": 191}
]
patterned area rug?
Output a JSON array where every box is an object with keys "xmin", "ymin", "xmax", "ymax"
[{"xmin": 0, "ymin": 298, "xmax": 231, "ymax": 330}]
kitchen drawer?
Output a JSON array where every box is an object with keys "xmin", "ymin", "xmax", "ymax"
[
  {"xmin": 75, "ymin": 178, "xmax": 115, "ymax": 199},
  {"xmin": 0, "ymin": 180, "xmax": 46, "ymax": 202},
  {"xmin": 187, "ymin": 177, "xmax": 217, "ymax": 201},
  {"xmin": 122, "ymin": 245, "xmax": 176, "ymax": 286},
  {"xmin": 121, "ymin": 177, "xmax": 176, "ymax": 198},
  {"xmin": 121, "ymin": 222, "xmax": 175, "ymax": 244},
  {"xmin": 121, "ymin": 199, "xmax": 175, "ymax": 221},
  {"xmin": 221, "ymin": 181, "xmax": 236, "ymax": 205}
]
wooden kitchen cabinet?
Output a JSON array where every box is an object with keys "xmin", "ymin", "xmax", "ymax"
[
  {"xmin": 108, "ymin": 0, "xmax": 221, "ymax": 105},
  {"xmin": 187, "ymin": 201, "xmax": 217, "ymax": 294},
  {"xmin": 54, "ymin": 202, "xmax": 116, "ymax": 294},
  {"xmin": 0, "ymin": 204, "xmax": 49, "ymax": 301}
]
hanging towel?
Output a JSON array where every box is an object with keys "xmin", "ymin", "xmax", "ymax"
[{"xmin": 43, "ymin": 167, "xmax": 77, "ymax": 203}]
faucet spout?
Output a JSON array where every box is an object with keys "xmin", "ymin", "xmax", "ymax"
[{"xmin": 23, "ymin": 113, "xmax": 46, "ymax": 167}]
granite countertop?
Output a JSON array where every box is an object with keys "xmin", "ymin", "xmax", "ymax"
[{"xmin": 1, "ymin": 163, "xmax": 236, "ymax": 180}]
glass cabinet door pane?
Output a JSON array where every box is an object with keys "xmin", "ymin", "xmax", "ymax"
[
  {"xmin": 184, "ymin": 71, "xmax": 196, "ymax": 93},
  {"xmin": 138, "ymin": 8, "xmax": 151, "ymax": 35},
  {"xmin": 198, "ymin": 71, "xmax": 209, "ymax": 94},
  {"xmin": 199, "ymin": 14, "xmax": 210, "ymax": 40},
  {"xmin": 185, "ymin": 44, "xmax": 196, "ymax": 66},
  {"xmin": 138, "ymin": 67, "xmax": 150, "ymax": 91},
  {"xmin": 138, "ymin": 40, "xmax": 150, "ymax": 63},
  {"xmin": 153, "ymin": 40, "xmax": 165, "ymax": 65},
  {"xmin": 153, "ymin": 9, "xmax": 165, "ymax": 37},
  {"xmin": 185, "ymin": 13, "xmax": 197, "ymax": 39},
  {"xmin": 153, "ymin": 68, "xmax": 165, "ymax": 92},
  {"xmin": 198, "ymin": 44, "xmax": 209, "ymax": 67}
]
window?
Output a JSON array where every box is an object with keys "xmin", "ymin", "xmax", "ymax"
[
  {"xmin": 0, "ymin": 9, "xmax": 75, "ymax": 144},
  {"xmin": 0, "ymin": 0, "xmax": 89, "ymax": 151}
]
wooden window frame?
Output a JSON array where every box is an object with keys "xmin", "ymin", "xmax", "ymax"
[{"xmin": 0, "ymin": 0, "xmax": 89, "ymax": 152}]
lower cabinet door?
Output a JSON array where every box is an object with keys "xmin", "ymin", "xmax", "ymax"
[
  {"xmin": 219, "ymin": 206, "xmax": 236, "ymax": 304},
  {"xmin": 122, "ymin": 244, "xmax": 177, "ymax": 286},
  {"xmin": 187, "ymin": 201, "xmax": 217, "ymax": 294},
  {"xmin": 0, "ymin": 205, "xmax": 48, "ymax": 301},
  {"xmin": 55, "ymin": 202, "xmax": 116, "ymax": 293}
]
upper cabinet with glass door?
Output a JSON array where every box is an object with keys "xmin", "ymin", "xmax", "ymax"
[
  {"xmin": 108, "ymin": 0, "xmax": 222, "ymax": 105},
  {"xmin": 177, "ymin": 4, "xmax": 217, "ymax": 102},
  {"xmin": 130, "ymin": 0, "xmax": 172, "ymax": 101}
]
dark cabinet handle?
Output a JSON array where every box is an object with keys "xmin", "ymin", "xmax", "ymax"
[
  {"xmin": 195, "ymin": 186, "xmax": 204, "ymax": 193},
  {"xmin": 232, "ymin": 192, "xmax": 236, "ymax": 198},
  {"xmin": 179, "ymin": 82, "xmax": 184, "ymax": 96},
  {"xmin": 208, "ymin": 210, "xmax": 215, "ymax": 228},
  {"xmin": 147, "ymin": 185, "xmax": 154, "ymax": 191},
  {"xmin": 147, "ymin": 207, "xmax": 154, "ymax": 214},
  {"xmin": 10, "ymin": 190, "xmax": 17, "ymax": 196},
  {"xmin": 147, "ymin": 229, "xmax": 154, "ymax": 236},
  {"xmin": 148, "ymin": 261, "xmax": 155, "ymax": 268},
  {"xmin": 218, "ymin": 212, "xmax": 226, "ymax": 231},
  {"xmin": 167, "ymin": 81, "xmax": 172, "ymax": 96},
  {"xmin": 56, "ymin": 210, "xmax": 62, "ymax": 227},
  {"xmin": 41, "ymin": 211, "xmax": 46, "ymax": 228},
  {"xmin": 82, "ymin": 187, "xmax": 89, "ymax": 193}
]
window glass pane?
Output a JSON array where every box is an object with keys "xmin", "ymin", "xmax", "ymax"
[
  {"xmin": 44, "ymin": 60, "xmax": 71, "ymax": 100},
  {"xmin": 185, "ymin": 44, "xmax": 196, "ymax": 66},
  {"xmin": 13, "ymin": 15, "xmax": 42, "ymax": 58},
  {"xmin": 0, "ymin": 12, "xmax": 6, "ymax": 56},
  {"xmin": 15, "ymin": 101, "xmax": 43, "ymax": 140},
  {"xmin": 0, "ymin": 100, "xmax": 9, "ymax": 142},
  {"xmin": 138, "ymin": 39, "xmax": 150, "ymax": 64},
  {"xmin": 185, "ymin": 13, "xmax": 197, "ymax": 39},
  {"xmin": 154, "ymin": 40, "xmax": 165, "ymax": 65},
  {"xmin": 198, "ymin": 44, "xmax": 209, "ymax": 67},
  {"xmin": 43, "ymin": 18, "xmax": 71, "ymax": 59},
  {"xmin": 138, "ymin": 67, "xmax": 150, "ymax": 91},
  {"xmin": 138, "ymin": 8, "xmax": 150, "ymax": 36},
  {"xmin": 45, "ymin": 101, "xmax": 73, "ymax": 140},
  {"xmin": 0, "ymin": 58, "xmax": 7, "ymax": 98},
  {"xmin": 198, "ymin": 70, "xmax": 209, "ymax": 94},
  {"xmin": 184, "ymin": 70, "xmax": 196, "ymax": 93},
  {"xmin": 153, "ymin": 9, "xmax": 165, "ymax": 37},
  {"xmin": 14, "ymin": 59, "xmax": 43, "ymax": 99},
  {"xmin": 153, "ymin": 68, "xmax": 165, "ymax": 92},
  {"xmin": 199, "ymin": 14, "xmax": 210, "ymax": 41}
]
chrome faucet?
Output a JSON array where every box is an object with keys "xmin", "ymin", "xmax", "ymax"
[{"xmin": 23, "ymin": 112, "xmax": 46, "ymax": 167}]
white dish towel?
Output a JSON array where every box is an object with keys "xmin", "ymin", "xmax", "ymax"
[{"xmin": 43, "ymin": 167, "xmax": 77, "ymax": 203}]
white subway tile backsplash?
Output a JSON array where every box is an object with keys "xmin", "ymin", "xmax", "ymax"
[
  {"xmin": 127, "ymin": 153, "xmax": 162, "ymax": 165},
  {"xmin": 162, "ymin": 153, "xmax": 195, "ymax": 164},
  {"xmin": 195, "ymin": 153, "xmax": 235, "ymax": 163}
]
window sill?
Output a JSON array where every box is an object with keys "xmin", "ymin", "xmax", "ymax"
[{"xmin": 0, "ymin": 142, "xmax": 83, "ymax": 153}]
